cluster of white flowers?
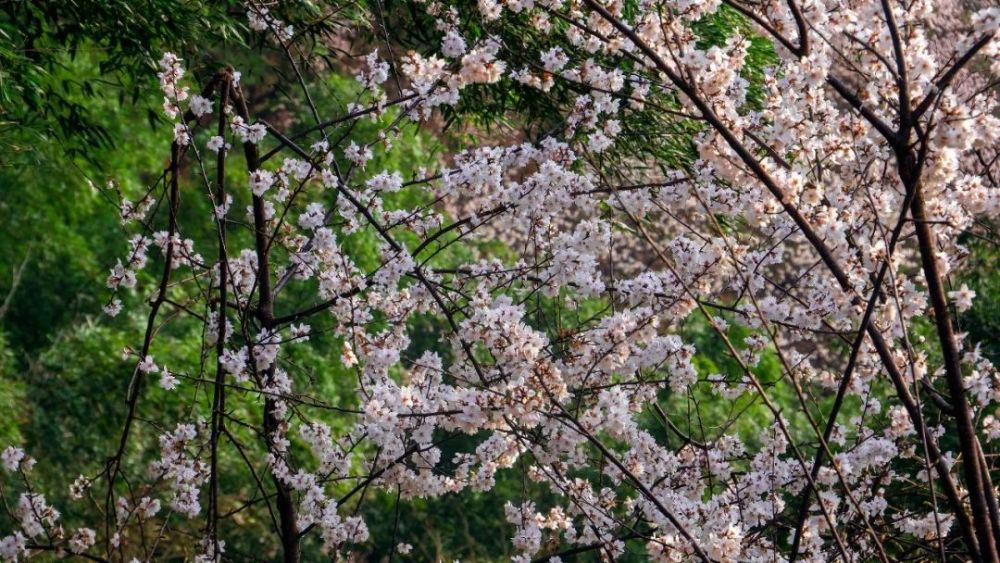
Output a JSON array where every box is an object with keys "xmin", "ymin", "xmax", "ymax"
[
  {"xmin": 16, "ymin": 493, "xmax": 59, "ymax": 539},
  {"xmin": 119, "ymin": 194, "xmax": 155, "ymax": 225},
  {"xmin": 246, "ymin": 3, "xmax": 293, "ymax": 42},
  {"xmin": 150, "ymin": 423, "xmax": 208, "ymax": 518},
  {"xmin": 230, "ymin": 115, "xmax": 267, "ymax": 145},
  {"xmin": 0, "ymin": 533, "xmax": 25, "ymax": 563},
  {"xmin": 158, "ymin": 53, "xmax": 188, "ymax": 116},
  {"xmin": 1, "ymin": 446, "xmax": 26, "ymax": 472},
  {"xmin": 356, "ymin": 49, "xmax": 391, "ymax": 91},
  {"xmin": 68, "ymin": 528, "xmax": 95, "ymax": 555}
]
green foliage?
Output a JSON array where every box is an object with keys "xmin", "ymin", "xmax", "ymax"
[
  {"xmin": 956, "ymin": 234, "xmax": 1000, "ymax": 364},
  {"xmin": 0, "ymin": 333, "xmax": 24, "ymax": 446},
  {"xmin": 0, "ymin": 81, "xmax": 172, "ymax": 353},
  {"xmin": 0, "ymin": 0, "xmax": 248, "ymax": 160}
]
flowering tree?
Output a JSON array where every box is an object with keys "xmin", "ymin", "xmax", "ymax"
[{"xmin": 2, "ymin": 0, "xmax": 1000, "ymax": 561}]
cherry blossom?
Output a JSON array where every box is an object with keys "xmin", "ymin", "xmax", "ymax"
[{"xmin": 4, "ymin": 1, "xmax": 1000, "ymax": 561}]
